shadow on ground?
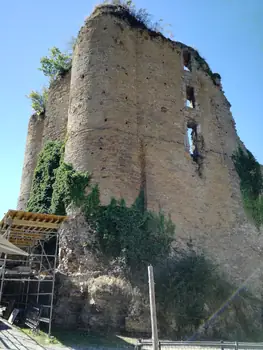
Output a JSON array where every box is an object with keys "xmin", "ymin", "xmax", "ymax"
[{"xmin": 52, "ymin": 329, "xmax": 136, "ymax": 349}]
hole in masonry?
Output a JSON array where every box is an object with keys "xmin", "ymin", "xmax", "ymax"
[
  {"xmin": 183, "ymin": 50, "xmax": 191, "ymax": 72},
  {"xmin": 185, "ymin": 86, "xmax": 195, "ymax": 108}
]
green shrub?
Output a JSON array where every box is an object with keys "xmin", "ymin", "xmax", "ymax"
[
  {"xmin": 232, "ymin": 146, "xmax": 263, "ymax": 228},
  {"xmin": 27, "ymin": 88, "xmax": 48, "ymax": 115},
  {"xmin": 39, "ymin": 47, "xmax": 72, "ymax": 81}
]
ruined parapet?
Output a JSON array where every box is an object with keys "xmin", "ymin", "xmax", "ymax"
[{"xmin": 17, "ymin": 114, "xmax": 45, "ymax": 210}]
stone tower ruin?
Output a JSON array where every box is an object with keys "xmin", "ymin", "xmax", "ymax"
[{"xmin": 17, "ymin": 5, "xmax": 263, "ymax": 284}]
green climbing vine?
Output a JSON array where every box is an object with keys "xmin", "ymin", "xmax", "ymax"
[
  {"xmin": 232, "ymin": 146, "xmax": 263, "ymax": 229},
  {"xmin": 93, "ymin": 195, "xmax": 175, "ymax": 269},
  {"xmin": 26, "ymin": 140, "xmax": 90, "ymax": 216},
  {"xmin": 27, "ymin": 140, "xmax": 175, "ymax": 268},
  {"xmin": 26, "ymin": 141, "xmax": 64, "ymax": 214}
]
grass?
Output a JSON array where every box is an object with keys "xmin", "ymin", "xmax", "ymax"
[
  {"xmin": 21, "ymin": 328, "xmax": 62, "ymax": 346},
  {"xmin": 21, "ymin": 327, "xmax": 137, "ymax": 348}
]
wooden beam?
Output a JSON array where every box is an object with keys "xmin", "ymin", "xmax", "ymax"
[
  {"xmin": 9, "ymin": 241, "xmax": 35, "ymax": 246},
  {"xmin": 10, "ymin": 228, "xmax": 51, "ymax": 234},
  {"xmin": 12, "ymin": 219, "xmax": 59, "ymax": 229},
  {"xmin": 10, "ymin": 234, "xmax": 45, "ymax": 240}
]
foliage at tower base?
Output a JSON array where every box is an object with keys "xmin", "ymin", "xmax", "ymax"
[{"xmin": 27, "ymin": 141, "xmax": 262, "ymax": 341}]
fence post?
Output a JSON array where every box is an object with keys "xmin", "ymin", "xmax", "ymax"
[
  {"xmin": 148, "ymin": 265, "xmax": 159, "ymax": 350},
  {"xmin": 220, "ymin": 340, "xmax": 224, "ymax": 350},
  {"xmin": 235, "ymin": 341, "xmax": 239, "ymax": 350},
  {"xmin": 135, "ymin": 339, "xmax": 141, "ymax": 350}
]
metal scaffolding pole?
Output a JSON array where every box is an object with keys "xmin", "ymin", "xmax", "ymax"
[
  {"xmin": 0, "ymin": 226, "xmax": 11, "ymax": 305},
  {"xmin": 36, "ymin": 246, "xmax": 43, "ymax": 305},
  {"xmin": 48, "ymin": 233, "xmax": 58, "ymax": 337}
]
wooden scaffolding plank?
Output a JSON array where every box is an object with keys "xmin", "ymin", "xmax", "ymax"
[{"xmin": 12, "ymin": 219, "xmax": 59, "ymax": 229}]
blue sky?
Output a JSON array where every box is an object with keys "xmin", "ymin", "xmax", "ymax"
[{"xmin": 0, "ymin": 0, "xmax": 262, "ymax": 219}]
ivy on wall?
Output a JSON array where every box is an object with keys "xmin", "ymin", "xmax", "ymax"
[
  {"xmin": 26, "ymin": 141, "xmax": 175, "ymax": 269},
  {"xmin": 50, "ymin": 162, "xmax": 90, "ymax": 216},
  {"xmin": 232, "ymin": 146, "xmax": 263, "ymax": 229},
  {"xmin": 26, "ymin": 141, "xmax": 63, "ymax": 213}
]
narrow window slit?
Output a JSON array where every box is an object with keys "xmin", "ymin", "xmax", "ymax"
[
  {"xmin": 187, "ymin": 128, "xmax": 194, "ymax": 156},
  {"xmin": 186, "ymin": 86, "xmax": 195, "ymax": 108},
  {"xmin": 185, "ymin": 121, "xmax": 204, "ymax": 177},
  {"xmin": 186, "ymin": 121, "xmax": 199, "ymax": 162},
  {"xmin": 183, "ymin": 50, "xmax": 191, "ymax": 71}
]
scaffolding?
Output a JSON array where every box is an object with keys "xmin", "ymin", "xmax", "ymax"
[{"xmin": 0, "ymin": 210, "xmax": 67, "ymax": 336}]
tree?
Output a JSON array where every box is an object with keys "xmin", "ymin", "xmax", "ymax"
[
  {"xmin": 27, "ymin": 88, "xmax": 48, "ymax": 115},
  {"xmin": 39, "ymin": 47, "xmax": 72, "ymax": 81}
]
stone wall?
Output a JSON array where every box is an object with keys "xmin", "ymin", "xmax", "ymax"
[
  {"xmin": 17, "ymin": 114, "xmax": 44, "ymax": 210},
  {"xmin": 65, "ymin": 7, "xmax": 263, "ymax": 285},
  {"xmin": 17, "ymin": 70, "xmax": 71, "ymax": 211},
  {"xmin": 18, "ymin": 5, "xmax": 263, "ymax": 286},
  {"xmin": 55, "ymin": 215, "xmax": 262, "ymax": 339},
  {"xmin": 64, "ymin": 10, "xmax": 141, "ymax": 205},
  {"xmin": 42, "ymin": 70, "xmax": 71, "ymax": 143}
]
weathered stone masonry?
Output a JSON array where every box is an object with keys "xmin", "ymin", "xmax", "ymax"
[
  {"xmin": 17, "ymin": 5, "xmax": 263, "ymax": 285},
  {"xmin": 17, "ymin": 71, "xmax": 71, "ymax": 210}
]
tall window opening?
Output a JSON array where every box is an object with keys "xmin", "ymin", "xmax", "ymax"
[
  {"xmin": 187, "ymin": 121, "xmax": 201, "ymax": 162},
  {"xmin": 186, "ymin": 86, "xmax": 195, "ymax": 108},
  {"xmin": 183, "ymin": 50, "xmax": 191, "ymax": 71},
  {"xmin": 187, "ymin": 123, "xmax": 197, "ymax": 157},
  {"xmin": 187, "ymin": 128, "xmax": 194, "ymax": 155},
  {"xmin": 186, "ymin": 121, "xmax": 204, "ymax": 176}
]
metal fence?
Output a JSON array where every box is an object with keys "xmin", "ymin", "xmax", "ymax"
[{"xmin": 135, "ymin": 340, "xmax": 263, "ymax": 350}]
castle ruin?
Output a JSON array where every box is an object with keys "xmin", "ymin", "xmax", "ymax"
[{"xmin": 17, "ymin": 4, "xmax": 263, "ymax": 285}]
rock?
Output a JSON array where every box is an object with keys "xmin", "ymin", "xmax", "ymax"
[
  {"xmin": 54, "ymin": 273, "xmax": 85, "ymax": 328},
  {"xmin": 54, "ymin": 214, "xmax": 263, "ymax": 339},
  {"xmin": 81, "ymin": 275, "xmax": 132, "ymax": 331},
  {"xmin": 58, "ymin": 214, "xmax": 104, "ymax": 275}
]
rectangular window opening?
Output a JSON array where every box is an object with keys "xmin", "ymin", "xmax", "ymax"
[
  {"xmin": 187, "ymin": 122, "xmax": 200, "ymax": 161},
  {"xmin": 183, "ymin": 50, "xmax": 191, "ymax": 72},
  {"xmin": 186, "ymin": 122, "xmax": 204, "ymax": 176},
  {"xmin": 186, "ymin": 86, "xmax": 195, "ymax": 109},
  {"xmin": 187, "ymin": 128, "xmax": 194, "ymax": 155}
]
